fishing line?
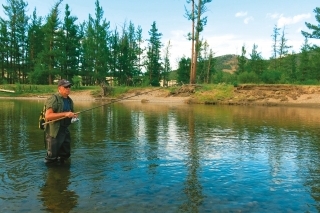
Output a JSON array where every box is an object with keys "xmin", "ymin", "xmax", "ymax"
[{"xmin": 42, "ymin": 87, "xmax": 163, "ymax": 125}]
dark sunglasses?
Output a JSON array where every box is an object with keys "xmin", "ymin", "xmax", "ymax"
[{"xmin": 64, "ymin": 85, "xmax": 71, "ymax": 88}]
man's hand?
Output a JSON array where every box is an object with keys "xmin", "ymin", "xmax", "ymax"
[{"xmin": 65, "ymin": 111, "xmax": 78, "ymax": 118}]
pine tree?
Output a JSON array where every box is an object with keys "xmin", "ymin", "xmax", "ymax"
[
  {"xmin": 196, "ymin": 38, "xmax": 205, "ymax": 83},
  {"xmin": 270, "ymin": 25, "xmax": 280, "ymax": 70},
  {"xmin": 206, "ymin": 49, "xmax": 215, "ymax": 83},
  {"xmin": 82, "ymin": 0, "xmax": 110, "ymax": 85},
  {"xmin": 177, "ymin": 56, "xmax": 191, "ymax": 84},
  {"xmin": 146, "ymin": 21, "xmax": 162, "ymax": 86},
  {"xmin": 192, "ymin": 0, "xmax": 212, "ymax": 84},
  {"xmin": 298, "ymin": 38, "xmax": 311, "ymax": 82},
  {"xmin": 237, "ymin": 45, "xmax": 247, "ymax": 74},
  {"xmin": 135, "ymin": 26, "xmax": 144, "ymax": 77},
  {"xmin": 247, "ymin": 44, "xmax": 265, "ymax": 76},
  {"xmin": 36, "ymin": 0, "xmax": 63, "ymax": 84},
  {"xmin": 2, "ymin": 0, "xmax": 29, "ymax": 83},
  {"xmin": 59, "ymin": 4, "xmax": 81, "ymax": 80},
  {"xmin": 27, "ymin": 8, "xmax": 44, "ymax": 75},
  {"xmin": 77, "ymin": 21, "xmax": 86, "ymax": 84},
  {"xmin": 118, "ymin": 23, "xmax": 130, "ymax": 85},
  {"xmin": 278, "ymin": 27, "xmax": 292, "ymax": 72},
  {"xmin": 109, "ymin": 28, "xmax": 119, "ymax": 83},
  {"xmin": 0, "ymin": 20, "xmax": 10, "ymax": 82},
  {"xmin": 127, "ymin": 22, "xmax": 139, "ymax": 79},
  {"xmin": 198, "ymin": 39, "xmax": 215, "ymax": 84},
  {"xmin": 301, "ymin": 7, "xmax": 320, "ymax": 81},
  {"xmin": 185, "ymin": 0, "xmax": 212, "ymax": 84},
  {"xmin": 117, "ymin": 21, "xmax": 139, "ymax": 85},
  {"xmin": 301, "ymin": 7, "xmax": 320, "ymax": 40},
  {"xmin": 285, "ymin": 51, "xmax": 297, "ymax": 82}
]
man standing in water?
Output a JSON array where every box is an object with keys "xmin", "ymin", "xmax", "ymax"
[{"xmin": 44, "ymin": 79, "xmax": 77, "ymax": 164}]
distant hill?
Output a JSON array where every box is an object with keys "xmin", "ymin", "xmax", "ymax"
[
  {"xmin": 169, "ymin": 51, "xmax": 312, "ymax": 79},
  {"xmin": 214, "ymin": 54, "xmax": 239, "ymax": 74},
  {"xmin": 169, "ymin": 54, "xmax": 240, "ymax": 79}
]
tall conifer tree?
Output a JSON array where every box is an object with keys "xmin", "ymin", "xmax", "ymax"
[
  {"xmin": 185, "ymin": 0, "xmax": 212, "ymax": 84},
  {"xmin": 247, "ymin": 44, "xmax": 265, "ymax": 76},
  {"xmin": 60, "ymin": 4, "xmax": 80, "ymax": 80},
  {"xmin": 146, "ymin": 21, "xmax": 162, "ymax": 86},
  {"xmin": 278, "ymin": 27, "xmax": 292, "ymax": 72},
  {"xmin": 37, "ymin": 0, "xmax": 63, "ymax": 84},
  {"xmin": 270, "ymin": 25, "xmax": 280, "ymax": 70},
  {"xmin": 0, "ymin": 20, "xmax": 10, "ymax": 81},
  {"xmin": 2, "ymin": 0, "xmax": 29, "ymax": 83},
  {"xmin": 82, "ymin": 0, "xmax": 110, "ymax": 85},
  {"xmin": 27, "ymin": 8, "xmax": 44, "ymax": 75},
  {"xmin": 237, "ymin": 45, "xmax": 247, "ymax": 74},
  {"xmin": 301, "ymin": 7, "xmax": 320, "ymax": 81}
]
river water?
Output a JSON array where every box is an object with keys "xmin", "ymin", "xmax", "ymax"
[{"xmin": 1, "ymin": 99, "xmax": 320, "ymax": 212}]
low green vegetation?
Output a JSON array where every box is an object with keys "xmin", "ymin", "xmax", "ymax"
[
  {"xmin": 0, "ymin": 84, "xmax": 100, "ymax": 97},
  {"xmin": 192, "ymin": 84, "xmax": 234, "ymax": 103},
  {"xmin": 0, "ymin": 84, "xmax": 57, "ymax": 97},
  {"xmin": 0, "ymin": 84, "xmax": 165, "ymax": 99}
]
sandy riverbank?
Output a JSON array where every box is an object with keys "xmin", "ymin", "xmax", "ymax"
[{"xmin": 2, "ymin": 85, "xmax": 320, "ymax": 106}]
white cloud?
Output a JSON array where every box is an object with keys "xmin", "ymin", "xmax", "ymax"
[
  {"xmin": 267, "ymin": 13, "xmax": 311, "ymax": 27},
  {"xmin": 244, "ymin": 16, "xmax": 254, "ymax": 24},
  {"xmin": 164, "ymin": 30, "xmax": 191, "ymax": 69},
  {"xmin": 203, "ymin": 34, "xmax": 249, "ymax": 56},
  {"xmin": 267, "ymin": 13, "xmax": 281, "ymax": 19},
  {"xmin": 167, "ymin": 31, "xmax": 274, "ymax": 67},
  {"xmin": 235, "ymin": 11, "xmax": 247, "ymax": 17},
  {"xmin": 235, "ymin": 12, "xmax": 253, "ymax": 24},
  {"xmin": 296, "ymin": 27, "xmax": 303, "ymax": 33},
  {"xmin": 165, "ymin": 26, "xmax": 320, "ymax": 69},
  {"xmin": 277, "ymin": 13, "xmax": 311, "ymax": 27}
]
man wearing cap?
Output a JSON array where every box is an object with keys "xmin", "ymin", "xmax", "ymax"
[{"xmin": 44, "ymin": 79, "xmax": 77, "ymax": 164}]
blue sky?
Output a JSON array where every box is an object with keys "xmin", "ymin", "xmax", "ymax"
[{"xmin": 1, "ymin": 0, "xmax": 320, "ymax": 69}]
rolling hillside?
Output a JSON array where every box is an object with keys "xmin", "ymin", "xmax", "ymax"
[
  {"xmin": 214, "ymin": 54, "xmax": 239, "ymax": 73},
  {"xmin": 170, "ymin": 54, "xmax": 240, "ymax": 79}
]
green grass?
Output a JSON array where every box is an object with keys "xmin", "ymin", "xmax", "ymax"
[
  {"xmin": 0, "ymin": 84, "xmax": 55, "ymax": 97},
  {"xmin": 193, "ymin": 83, "xmax": 234, "ymax": 102},
  {"xmin": 0, "ymin": 84, "xmax": 102, "ymax": 97},
  {"xmin": 112, "ymin": 86, "xmax": 132, "ymax": 97}
]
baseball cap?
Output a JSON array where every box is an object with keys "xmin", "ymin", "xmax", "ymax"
[{"xmin": 58, "ymin": 79, "xmax": 72, "ymax": 87}]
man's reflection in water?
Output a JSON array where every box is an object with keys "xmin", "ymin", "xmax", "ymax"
[{"xmin": 40, "ymin": 163, "xmax": 78, "ymax": 212}]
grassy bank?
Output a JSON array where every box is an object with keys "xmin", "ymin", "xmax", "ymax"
[
  {"xmin": 3, "ymin": 83, "xmax": 318, "ymax": 105},
  {"xmin": 0, "ymin": 84, "xmax": 172, "ymax": 98},
  {"xmin": 191, "ymin": 84, "xmax": 234, "ymax": 103},
  {"xmin": 0, "ymin": 84, "xmax": 102, "ymax": 97}
]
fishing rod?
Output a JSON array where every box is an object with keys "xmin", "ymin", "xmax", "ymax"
[{"xmin": 42, "ymin": 87, "xmax": 163, "ymax": 125}]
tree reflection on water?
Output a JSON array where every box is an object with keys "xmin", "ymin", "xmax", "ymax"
[{"xmin": 178, "ymin": 108, "xmax": 203, "ymax": 213}]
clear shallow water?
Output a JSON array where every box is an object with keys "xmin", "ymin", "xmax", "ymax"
[{"xmin": 1, "ymin": 99, "xmax": 320, "ymax": 212}]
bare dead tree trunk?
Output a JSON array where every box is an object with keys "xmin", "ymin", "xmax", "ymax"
[
  {"xmin": 192, "ymin": 0, "xmax": 203, "ymax": 85},
  {"xmin": 190, "ymin": 0, "xmax": 195, "ymax": 84}
]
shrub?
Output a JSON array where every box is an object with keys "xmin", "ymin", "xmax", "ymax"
[
  {"xmin": 261, "ymin": 70, "xmax": 282, "ymax": 84},
  {"xmin": 72, "ymin": 76, "xmax": 82, "ymax": 88},
  {"xmin": 237, "ymin": 71, "xmax": 260, "ymax": 84}
]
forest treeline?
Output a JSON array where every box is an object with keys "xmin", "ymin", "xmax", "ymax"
[
  {"xmin": 0, "ymin": 0, "xmax": 319, "ymax": 86},
  {"xmin": 0, "ymin": 0, "xmax": 168, "ymax": 86}
]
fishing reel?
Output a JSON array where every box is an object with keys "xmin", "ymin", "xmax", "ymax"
[{"xmin": 71, "ymin": 117, "xmax": 79, "ymax": 123}]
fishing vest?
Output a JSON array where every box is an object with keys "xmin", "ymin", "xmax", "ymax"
[{"xmin": 44, "ymin": 93, "xmax": 74, "ymax": 138}]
